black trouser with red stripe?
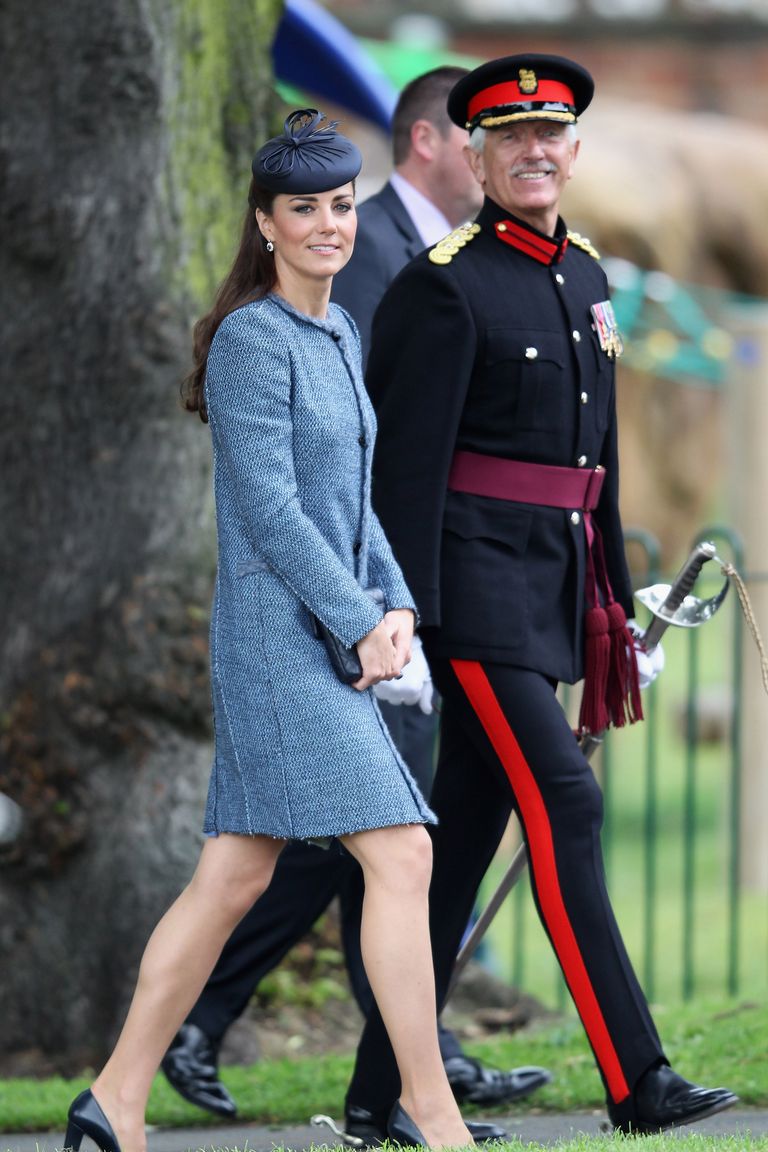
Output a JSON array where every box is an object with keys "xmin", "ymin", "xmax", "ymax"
[{"xmin": 345, "ymin": 657, "xmax": 666, "ymax": 1122}]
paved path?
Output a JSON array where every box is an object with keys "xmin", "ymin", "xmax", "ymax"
[{"xmin": 4, "ymin": 1108, "xmax": 768, "ymax": 1151}]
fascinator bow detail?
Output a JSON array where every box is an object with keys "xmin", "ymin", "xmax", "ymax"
[{"xmin": 260, "ymin": 109, "xmax": 351, "ymax": 178}]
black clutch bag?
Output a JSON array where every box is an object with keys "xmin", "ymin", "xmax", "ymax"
[{"xmin": 312, "ymin": 588, "xmax": 384, "ymax": 684}]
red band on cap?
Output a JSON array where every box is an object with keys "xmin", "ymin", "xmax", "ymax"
[{"xmin": 468, "ymin": 79, "xmax": 575, "ymax": 121}]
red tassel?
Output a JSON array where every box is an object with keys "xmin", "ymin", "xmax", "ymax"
[
  {"xmin": 605, "ymin": 601, "xmax": 644, "ymax": 728},
  {"xmin": 578, "ymin": 605, "xmax": 611, "ymax": 735}
]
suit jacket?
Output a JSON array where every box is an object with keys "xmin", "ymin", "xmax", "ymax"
[
  {"xmin": 366, "ymin": 197, "xmax": 634, "ymax": 685},
  {"xmin": 331, "ymin": 182, "xmax": 424, "ymax": 364}
]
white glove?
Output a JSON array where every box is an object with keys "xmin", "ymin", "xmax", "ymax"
[
  {"xmin": 627, "ymin": 619, "xmax": 665, "ymax": 689},
  {"xmin": 373, "ymin": 635, "xmax": 434, "ymax": 714}
]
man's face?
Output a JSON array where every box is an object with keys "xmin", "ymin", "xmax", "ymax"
[
  {"xmin": 465, "ymin": 120, "xmax": 579, "ymax": 234},
  {"xmin": 432, "ymin": 123, "xmax": 485, "ymax": 225}
]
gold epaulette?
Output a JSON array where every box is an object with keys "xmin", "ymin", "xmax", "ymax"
[
  {"xmin": 567, "ymin": 230, "xmax": 601, "ymax": 260},
  {"xmin": 428, "ymin": 222, "xmax": 481, "ymax": 266}
]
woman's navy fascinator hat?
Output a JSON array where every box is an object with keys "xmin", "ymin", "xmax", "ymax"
[{"xmin": 252, "ymin": 109, "xmax": 362, "ymax": 193}]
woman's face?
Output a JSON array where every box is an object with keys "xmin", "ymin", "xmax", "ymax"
[{"xmin": 256, "ymin": 184, "xmax": 356, "ymax": 285}]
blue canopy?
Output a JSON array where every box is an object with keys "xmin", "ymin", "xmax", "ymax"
[{"xmin": 272, "ymin": 0, "xmax": 398, "ymax": 132}]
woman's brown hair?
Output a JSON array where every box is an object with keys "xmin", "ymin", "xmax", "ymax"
[{"xmin": 181, "ymin": 180, "xmax": 277, "ymax": 422}]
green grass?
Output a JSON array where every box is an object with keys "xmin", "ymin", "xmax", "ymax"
[
  {"xmin": 500, "ymin": 1141, "xmax": 768, "ymax": 1151},
  {"xmin": 1, "ymin": 1000, "xmax": 765, "ymax": 1135}
]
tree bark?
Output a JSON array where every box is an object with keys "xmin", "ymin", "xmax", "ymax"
[{"xmin": 0, "ymin": 0, "xmax": 281, "ymax": 1071}]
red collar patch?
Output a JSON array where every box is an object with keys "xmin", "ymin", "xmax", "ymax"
[{"xmin": 494, "ymin": 219, "xmax": 568, "ymax": 265}]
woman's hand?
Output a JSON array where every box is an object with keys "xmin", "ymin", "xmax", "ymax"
[
  {"xmin": 383, "ymin": 608, "xmax": 415, "ymax": 669},
  {"xmin": 352, "ymin": 609, "xmax": 415, "ymax": 692},
  {"xmin": 373, "ymin": 634, "xmax": 434, "ymax": 713}
]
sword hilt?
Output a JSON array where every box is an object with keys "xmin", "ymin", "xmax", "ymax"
[
  {"xmin": 641, "ymin": 541, "xmax": 716, "ymax": 650},
  {"xmin": 0, "ymin": 793, "xmax": 23, "ymax": 847}
]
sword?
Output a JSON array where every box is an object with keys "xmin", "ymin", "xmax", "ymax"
[
  {"xmin": 0, "ymin": 793, "xmax": 24, "ymax": 848},
  {"xmin": 310, "ymin": 1115, "xmax": 364, "ymax": 1147},
  {"xmin": 447, "ymin": 539, "xmax": 729, "ymax": 997}
]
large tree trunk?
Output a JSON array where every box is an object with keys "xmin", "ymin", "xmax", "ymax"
[{"xmin": 0, "ymin": 0, "xmax": 281, "ymax": 1073}]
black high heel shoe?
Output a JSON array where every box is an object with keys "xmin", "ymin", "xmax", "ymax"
[
  {"xmin": 387, "ymin": 1101, "xmax": 427, "ymax": 1147},
  {"xmin": 64, "ymin": 1089, "xmax": 122, "ymax": 1152}
]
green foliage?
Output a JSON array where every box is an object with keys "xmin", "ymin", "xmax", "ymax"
[
  {"xmin": 258, "ymin": 967, "xmax": 349, "ymax": 1009},
  {"xmin": 256, "ymin": 925, "xmax": 348, "ymax": 1008}
]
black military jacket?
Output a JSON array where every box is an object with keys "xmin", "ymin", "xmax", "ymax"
[{"xmin": 367, "ymin": 196, "xmax": 634, "ymax": 684}]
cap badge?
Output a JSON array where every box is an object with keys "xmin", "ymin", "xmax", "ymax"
[{"xmin": 518, "ymin": 68, "xmax": 538, "ymax": 95}]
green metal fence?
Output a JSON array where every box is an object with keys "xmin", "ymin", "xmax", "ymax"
[{"xmin": 482, "ymin": 526, "xmax": 768, "ymax": 1009}]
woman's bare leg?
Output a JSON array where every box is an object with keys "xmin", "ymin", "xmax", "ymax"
[
  {"xmin": 341, "ymin": 824, "xmax": 471, "ymax": 1149},
  {"xmin": 90, "ymin": 833, "xmax": 285, "ymax": 1152}
]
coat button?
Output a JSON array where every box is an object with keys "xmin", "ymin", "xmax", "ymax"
[
  {"xmin": 353, "ymin": 540, "xmax": 362, "ymax": 555},
  {"xmin": 555, "ymin": 273, "xmax": 565, "ymax": 285},
  {"xmin": 525, "ymin": 347, "xmax": 538, "ymax": 360},
  {"xmin": 572, "ymin": 330, "xmax": 581, "ymax": 342},
  {"xmin": 581, "ymin": 391, "xmax": 589, "ymax": 404},
  {"xmin": 331, "ymin": 331, "xmax": 341, "ymax": 342},
  {"xmin": 358, "ymin": 435, "xmax": 367, "ymax": 446},
  {"xmin": 577, "ymin": 454, "xmax": 588, "ymax": 467},
  {"xmin": 570, "ymin": 511, "xmax": 581, "ymax": 526}
]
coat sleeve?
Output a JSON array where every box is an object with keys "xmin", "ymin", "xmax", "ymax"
[
  {"xmin": 594, "ymin": 374, "xmax": 635, "ymax": 618},
  {"xmin": 366, "ymin": 260, "xmax": 477, "ymax": 626},
  {"xmin": 365, "ymin": 507, "xmax": 419, "ymax": 619},
  {"xmin": 205, "ymin": 306, "xmax": 383, "ymax": 648}
]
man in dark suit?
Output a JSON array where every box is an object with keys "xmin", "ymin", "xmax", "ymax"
[
  {"xmin": 343, "ymin": 54, "xmax": 739, "ymax": 1140},
  {"xmin": 331, "ymin": 68, "xmax": 485, "ymax": 364},
  {"xmin": 161, "ymin": 67, "xmax": 551, "ymax": 1139}
]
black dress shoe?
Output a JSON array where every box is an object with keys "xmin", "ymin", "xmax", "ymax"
[
  {"xmin": 345, "ymin": 1104, "xmax": 390, "ymax": 1145},
  {"xmin": 444, "ymin": 1055, "xmax": 552, "ymax": 1105},
  {"xmin": 608, "ymin": 1063, "xmax": 739, "ymax": 1134},
  {"xmin": 161, "ymin": 1022, "xmax": 237, "ymax": 1118},
  {"xmin": 64, "ymin": 1089, "xmax": 120, "ymax": 1152},
  {"xmin": 346, "ymin": 1105, "xmax": 504, "ymax": 1146}
]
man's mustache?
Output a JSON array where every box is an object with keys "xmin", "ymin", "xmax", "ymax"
[{"xmin": 508, "ymin": 163, "xmax": 557, "ymax": 176}]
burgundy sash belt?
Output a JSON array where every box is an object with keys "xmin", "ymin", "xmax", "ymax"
[
  {"xmin": 447, "ymin": 449, "xmax": 605, "ymax": 511},
  {"xmin": 445, "ymin": 448, "xmax": 642, "ymax": 736}
]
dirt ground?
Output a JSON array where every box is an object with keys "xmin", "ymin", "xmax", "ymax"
[{"xmin": 220, "ymin": 959, "xmax": 550, "ymax": 1066}]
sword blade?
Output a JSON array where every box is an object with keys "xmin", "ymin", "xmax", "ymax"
[{"xmin": 448, "ymin": 842, "xmax": 528, "ymax": 997}]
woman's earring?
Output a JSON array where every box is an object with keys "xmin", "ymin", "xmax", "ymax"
[{"xmin": 266, "ymin": 240, "xmax": 274, "ymax": 253}]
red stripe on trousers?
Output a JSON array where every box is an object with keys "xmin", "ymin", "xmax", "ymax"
[{"xmin": 451, "ymin": 657, "xmax": 630, "ymax": 1103}]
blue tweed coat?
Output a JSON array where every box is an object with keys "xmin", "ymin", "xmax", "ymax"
[{"xmin": 202, "ymin": 292, "xmax": 436, "ymax": 840}]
